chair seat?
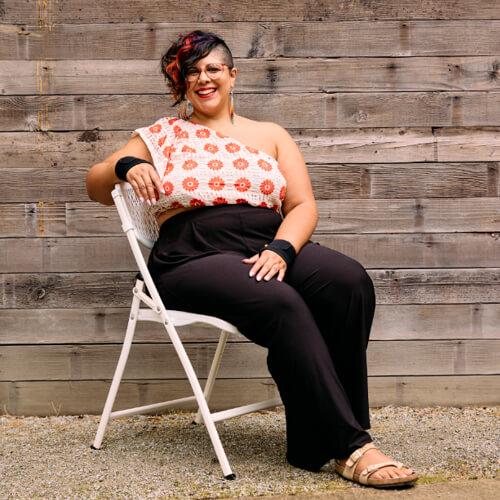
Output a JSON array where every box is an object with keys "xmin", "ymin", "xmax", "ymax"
[{"xmin": 138, "ymin": 308, "xmax": 240, "ymax": 333}]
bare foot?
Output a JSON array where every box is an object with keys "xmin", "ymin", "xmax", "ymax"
[{"xmin": 337, "ymin": 446, "xmax": 415, "ymax": 480}]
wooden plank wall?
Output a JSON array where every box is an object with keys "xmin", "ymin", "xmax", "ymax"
[{"xmin": 0, "ymin": 1, "xmax": 499, "ymax": 415}]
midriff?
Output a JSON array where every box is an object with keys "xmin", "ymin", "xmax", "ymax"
[{"xmin": 155, "ymin": 206, "xmax": 200, "ymax": 227}]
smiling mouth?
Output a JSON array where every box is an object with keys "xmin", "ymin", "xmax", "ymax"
[{"xmin": 196, "ymin": 88, "xmax": 217, "ymax": 96}]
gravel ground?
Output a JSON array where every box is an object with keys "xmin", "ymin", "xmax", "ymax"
[{"xmin": 0, "ymin": 407, "xmax": 498, "ymax": 499}]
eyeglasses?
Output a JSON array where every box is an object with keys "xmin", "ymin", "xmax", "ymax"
[{"xmin": 185, "ymin": 63, "xmax": 230, "ymax": 82}]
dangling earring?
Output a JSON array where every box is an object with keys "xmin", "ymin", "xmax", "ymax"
[
  {"xmin": 229, "ymin": 88, "xmax": 235, "ymax": 124},
  {"xmin": 178, "ymin": 98, "xmax": 193, "ymax": 121},
  {"xmin": 178, "ymin": 99, "xmax": 187, "ymax": 120}
]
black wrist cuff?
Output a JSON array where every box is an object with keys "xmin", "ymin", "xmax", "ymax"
[
  {"xmin": 259, "ymin": 239, "xmax": 296, "ymax": 266},
  {"xmin": 115, "ymin": 156, "xmax": 153, "ymax": 181}
]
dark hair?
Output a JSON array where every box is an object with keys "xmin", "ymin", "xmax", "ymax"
[{"xmin": 161, "ymin": 30, "xmax": 234, "ymax": 105}]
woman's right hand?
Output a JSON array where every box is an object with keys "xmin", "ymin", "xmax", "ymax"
[
  {"xmin": 126, "ymin": 162, "xmax": 165, "ymax": 206},
  {"xmin": 87, "ymin": 135, "xmax": 160, "ymax": 206}
]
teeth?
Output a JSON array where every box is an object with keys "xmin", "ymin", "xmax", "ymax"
[{"xmin": 197, "ymin": 89, "xmax": 215, "ymax": 95}]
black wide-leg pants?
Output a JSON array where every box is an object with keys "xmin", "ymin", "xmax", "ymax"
[{"xmin": 148, "ymin": 204, "xmax": 375, "ymax": 471}]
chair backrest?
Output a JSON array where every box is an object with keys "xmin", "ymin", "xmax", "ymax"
[{"xmin": 114, "ymin": 182, "xmax": 159, "ymax": 248}]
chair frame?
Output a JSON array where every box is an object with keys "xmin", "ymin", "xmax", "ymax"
[{"xmin": 91, "ymin": 183, "xmax": 281, "ymax": 479}]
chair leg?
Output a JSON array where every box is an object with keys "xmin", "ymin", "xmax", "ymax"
[
  {"xmin": 91, "ymin": 285, "xmax": 142, "ymax": 449},
  {"xmin": 193, "ymin": 329, "xmax": 229, "ymax": 425},
  {"xmin": 164, "ymin": 321, "xmax": 235, "ymax": 479}
]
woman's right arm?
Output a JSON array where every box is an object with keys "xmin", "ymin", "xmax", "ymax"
[{"xmin": 86, "ymin": 135, "xmax": 164, "ymax": 206}]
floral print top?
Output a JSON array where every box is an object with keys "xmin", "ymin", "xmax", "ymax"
[{"xmin": 133, "ymin": 117, "xmax": 287, "ymax": 216}]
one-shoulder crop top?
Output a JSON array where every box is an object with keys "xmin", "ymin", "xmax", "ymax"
[{"xmin": 133, "ymin": 117, "xmax": 287, "ymax": 216}]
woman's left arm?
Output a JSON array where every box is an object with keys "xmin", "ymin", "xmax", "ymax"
[{"xmin": 244, "ymin": 123, "xmax": 318, "ymax": 281}]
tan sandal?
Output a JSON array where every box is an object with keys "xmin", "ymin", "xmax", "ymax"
[{"xmin": 334, "ymin": 442, "xmax": 419, "ymax": 489}]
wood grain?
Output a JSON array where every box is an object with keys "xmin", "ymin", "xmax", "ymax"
[
  {"xmin": 3, "ymin": 129, "xmax": 500, "ymax": 167},
  {"xmin": 1, "ymin": 162, "xmax": 496, "ymax": 202},
  {"xmin": 2, "ymin": 1, "xmax": 500, "ymax": 24},
  {"xmin": 1, "ymin": 198, "xmax": 499, "ymax": 237},
  {"xmin": 2, "ymin": 20, "xmax": 500, "ymax": 59},
  {"xmin": 1, "ymin": 0, "xmax": 499, "ymax": 415},
  {"xmin": 2, "ymin": 375, "xmax": 498, "ymax": 416},
  {"xmin": 4, "ymin": 57, "xmax": 500, "ymax": 95},
  {"xmin": 1, "ymin": 232, "xmax": 499, "ymax": 273},
  {"xmin": 1, "ymin": 303, "xmax": 498, "ymax": 344},
  {"xmin": 1, "ymin": 269, "xmax": 499, "ymax": 309},
  {"xmin": 3, "ymin": 92, "xmax": 500, "ymax": 131},
  {"xmin": 0, "ymin": 340, "xmax": 498, "ymax": 381}
]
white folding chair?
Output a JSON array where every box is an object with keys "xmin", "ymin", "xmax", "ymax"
[{"xmin": 91, "ymin": 182, "xmax": 282, "ymax": 479}]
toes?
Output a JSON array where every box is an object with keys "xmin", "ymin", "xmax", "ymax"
[
  {"xmin": 373, "ymin": 468, "xmax": 393, "ymax": 479},
  {"xmin": 385, "ymin": 468, "xmax": 398, "ymax": 479},
  {"xmin": 373, "ymin": 466, "xmax": 410, "ymax": 480}
]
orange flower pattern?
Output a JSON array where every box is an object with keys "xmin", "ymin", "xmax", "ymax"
[
  {"xmin": 225, "ymin": 142, "xmax": 241, "ymax": 153},
  {"xmin": 182, "ymin": 177, "xmax": 199, "ymax": 191},
  {"xmin": 182, "ymin": 159, "xmax": 198, "ymax": 170},
  {"xmin": 233, "ymin": 158, "xmax": 249, "ymax": 170},
  {"xmin": 204, "ymin": 143, "xmax": 219, "ymax": 154},
  {"xmin": 163, "ymin": 162, "xmax": 174, "ymax": 176},
  {"xmin": 149, "ymin": 124, "xmax": 162, "ymax": 134},
  {"xmin": 260, "ymin": 180, "xmax": 275, "ymax": 195},
  {"xmin": 213, "ymin": 197, "xmax": 228, "ymax": 205},
  {"xmin": 136, "ymin": 118, "xmax": 286, "ymax": 214},
  {"xmin": 196, "ymin": 128, "xmax": 211, "ymax": 138},
  {"xmin": 258, "ymin": 159, "xmax": 272, "ymax": 171},
  {"xmin": 190, "ymin": 199, "xmax": 205, "ymax": 207},
  {"xmin": 163, "ymin": 181, "xmax": 174, "ymax": 195},
  {"xmin": 208, "ymin": 176, "xmax": 225, "ymax": 191},
  {"xmin": 162, "ymin": 145, "xmax": 176, "ymax": 158},
  {"xmin": 208, "ymin": 159, "xmax": 223, "ymax": 170},
  {"xmin": 174, "ymin": 125, "xmax": 189, "ymax": 139},
  {"xmin": 235, "ymin": 178, "xmax": 251, "ymax": 192}
]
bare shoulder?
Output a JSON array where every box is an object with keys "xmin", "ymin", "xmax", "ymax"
[
  {"xmin": 261, "ymin": 120, "xmax": 295, "ymax": 147},
  {"xmin": 260, "ymin": 121, "xmax": 300, "ymax": 158}
]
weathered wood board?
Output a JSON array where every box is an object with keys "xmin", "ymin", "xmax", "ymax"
[
  {"xmin": 3, "ymin": 92, "xmax": 500, "ymax": 131},
  {"xmin": 2, "ymin": 129, "xmax": 500, "ymax": 166},
  {"xmin": 1, "ymin": 303, "xmax": 499, "ymax": 344},
  {"xmin": 3, "ymin": 198, "xmax": 499, "ymax": 237},
  {"xmin": 2, "ymin": 20, "xmax": 500, "ymax": 59},
  {"xmin": 1, "ymin": 269, "xmax": 499, "ymax": 309},
  {"xmin": 2, "ymin": 233, "xmax": 499, "ymax": 273},
  {"xmin": 4, "ymin": 57, "xmax": 500, "ymax": 95},
  {"xmin": 1, "ymin": 162, "xmax": 497, "ymax": 202},
  {"xmin": 2, "ymin": 1, "xmax": 500, "ymax": 24},
  {"xmin": 0, "ymin": 340, "xmax": 499, "ymax": 381},
  {"xmin": 0, "ymin": 376, "xmax": 498, "ymax": 416},
  {"xmin": 1, "ymin": 1, "xmax": 499, "ymax": 414}
]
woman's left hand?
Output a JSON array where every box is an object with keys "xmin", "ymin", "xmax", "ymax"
[{"xmin": 242, "ymin": 250, "xmax": 287, "ymax": 282}]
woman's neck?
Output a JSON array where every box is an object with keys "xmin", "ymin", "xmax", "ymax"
[{"xmin": 189, "ymin": 111, "xmax": 236, "ymax": 129}]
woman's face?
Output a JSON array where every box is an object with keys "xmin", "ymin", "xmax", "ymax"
[{"xmin": 184, "ymin": 49, "xmax": 237, "ymax": 117}]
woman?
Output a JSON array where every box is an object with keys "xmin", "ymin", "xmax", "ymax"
[{"xmin": 86, "ymin": 30, "xmax": 418, "ymax": 488}]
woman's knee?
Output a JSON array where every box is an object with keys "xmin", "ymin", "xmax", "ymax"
[
  {"xmin": 348, "ymin": 259, "xmax": 375, "ymax": 297},
  {"xmin": 290, "ymin": 244, "xmax": 376, "ymax": 310},
  {"xmin": 258, "ymin": 283, "xmax": 310, "ymax": 318},
  {"xmin": 319, "ymin": 248, "xmax": 374, "ymax": 296}
]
